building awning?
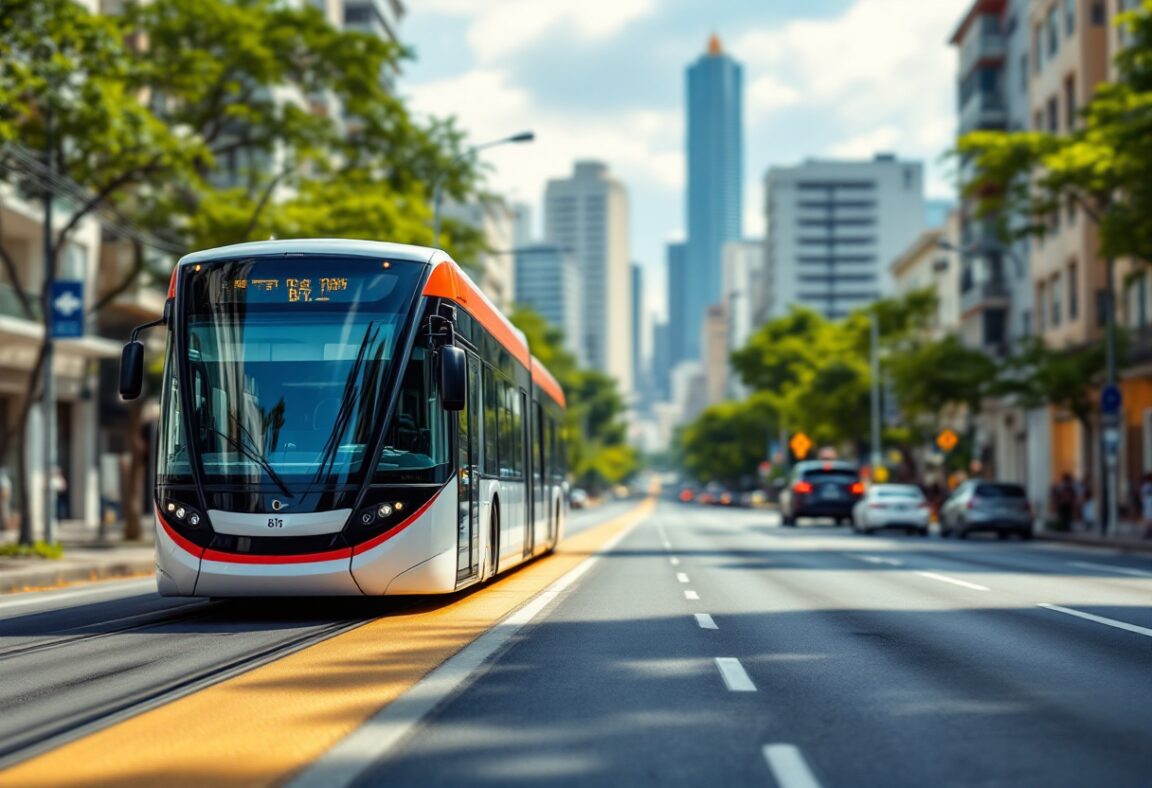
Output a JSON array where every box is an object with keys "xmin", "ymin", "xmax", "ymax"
[{"xmin": 0, "ymin": 316, "xmax": 123, "ymax": 361}]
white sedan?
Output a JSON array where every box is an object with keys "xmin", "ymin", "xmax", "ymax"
[{"xmin": 852, "ymin": 484, "xmax": 931, "ymax": 536}]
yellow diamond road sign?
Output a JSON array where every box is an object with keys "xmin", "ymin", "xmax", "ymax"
[
  {"xmin": 789, "ymin": 432, "xmax": 812, "ymax": 459},
  {"xmin": 936, "ymin": 428, "xmax": 959, "ymax": 453}
]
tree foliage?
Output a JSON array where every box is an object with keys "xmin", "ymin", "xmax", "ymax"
[
  {"xmin": 510, "ymin": 306, "xmax": 636, "ymax": 492},
  {"xmin": 679, "ymin": 393, "xmax": 775, "ymax": 486},
  {"xmin": 957, "ymin": 1, "xmax": 1152, "ymax": 262}
]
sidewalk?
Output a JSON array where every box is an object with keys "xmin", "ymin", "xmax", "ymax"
[
  {"xmin": 1035, "ymin": 518, "xmax": 1152, "ymax": 554},
  {"xmin": 0, "ymin": 519, "xmax": 155, "ymax": 594}
]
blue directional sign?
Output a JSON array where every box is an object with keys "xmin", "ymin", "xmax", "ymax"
[
  {"xmin": 49, "ymin": 280, "xmax": 84, "ymax": 339},
  {"xmin": 1100, "ymin": 383, "xmax": 1122, "ymax": 415}
]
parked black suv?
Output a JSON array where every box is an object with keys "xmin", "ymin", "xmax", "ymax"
[{"xmin": 779, "ymin": 461, "xmax": 864, "ymax": 526}]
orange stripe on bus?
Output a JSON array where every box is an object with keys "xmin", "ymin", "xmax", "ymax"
[
  {"xmin": 531, "ymin": 357, "xmax": 566, "ymax": 408},
  {"xmin": 422, "ymin": 259, "xmax": 531, "ymax": 367}
]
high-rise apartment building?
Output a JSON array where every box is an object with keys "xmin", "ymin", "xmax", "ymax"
[
  {"xmin": 680, "ymin": 34, "xmax": 743, "ymax": 362},
  {"xmin": 544, "ymin": 161, "xmax": 632, "ymax": 395},
  {"xmin": 722, "ymin": 239, "xmax": 765, "ymax": 399},
  {"xmin": 764, "ymin": 156, "xmax": 925, "ymax": 320},
  {"xmin": 514, "ymin": 244, "xmax": 584, "ymax": 363},
  {"xmin": 951, "ymin": 0, "xmax": 1033, "ymax": 356}
]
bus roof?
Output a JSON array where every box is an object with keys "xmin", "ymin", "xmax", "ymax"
[
  {"xmin": 531, "ymin": 355, "xmax": 566, "ymax": 409},
  {"xmin": 176, "ymin": 238, "xmax": 441, "ymax": 267}
]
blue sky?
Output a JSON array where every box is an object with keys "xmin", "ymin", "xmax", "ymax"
[{"xmin": 400, "ymin": 0, "xmax": 970, "ymax": 313}]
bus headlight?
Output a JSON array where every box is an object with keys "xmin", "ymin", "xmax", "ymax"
[{"xmin": 162, "ymin": 500, "xmax": 206, "ymax": 530}]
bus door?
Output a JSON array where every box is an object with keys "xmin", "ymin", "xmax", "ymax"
[
  {"xmin": 532, "ymin": 401, "xmax": 547, "ymax": 553},
  {"xmin": 456, "ymin": 354, "xmax": 482, "ymax": 581},
  {"xmin": 521, "ymin": 389, "xmax": 534, "ymax": 557}
]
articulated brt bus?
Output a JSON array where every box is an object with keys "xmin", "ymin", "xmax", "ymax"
[{"xmin": 120, "ymin": 239, "xmax": 567, "ymax": 597}]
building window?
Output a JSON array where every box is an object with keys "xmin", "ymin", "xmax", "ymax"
[
  {"xmin": 1033, "ymin": 26, "xmax": 1043, "ymax": 73},
  {"xmin": 1066, "ymin": 0, "xmax": 1076, "ymax": 33},
  {"xmin": 1020, "ymin": 54, "xmax": 1029, "ymax": 92},
  {"xmin": 1092, "ymin": 1, "xmax": 1105, "ymax": 25},
  {"xmin": 1037, "ymin": 282, "xmax": 1047, "ymax": 331},
  {"xmin": 1047, "ymin": 96, "xmax": 1059, "ymax": 132},
  {"xmin": 1068, "ymin": 261, "xmax": 1079, "ymax": 319},
  {"xmin": 1047, "ymin": 5, "xmax": 1060, "ymax": 55},
  {"xmin": 1065, "ymin": 75, "xmax": 1077, "ymax": 128},
  {"xmin": 1051, "ymin": 272, "xmax": 1063, "ymax": 326}
]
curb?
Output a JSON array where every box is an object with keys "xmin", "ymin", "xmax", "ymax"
[
  {"xmin": 1036, "ymin": 532, "xmax": 1152, "ymax": 554},
  {"xmin": 0, "ymin": 558, "xmax": 155, "ymax": 594}
]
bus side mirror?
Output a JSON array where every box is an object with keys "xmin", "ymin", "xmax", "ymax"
[
  {"xmin": 439, "ymin": 345, "xmax": 466, "ymax": 411},
  {"xmin": 120, "ymin": 341, "xmax": 145, "ymax": 401}
]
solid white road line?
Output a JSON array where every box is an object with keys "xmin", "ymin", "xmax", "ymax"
[
  {"xmin": 715, "ymin": 658, "xmax": 756, "ymax": 692},
  {"xmin": 915, "ymin": 571, "xmax": 989, "ymax": 591},
  {"xmin": 694, "ymin": 613, "xmax": 718, "ymax": 630},
  {"xmin": 669, "ymin": 557, "xmax": 681, "ymax": 566},
  {"xmin": 288, "ymin": 511, "xmax": 647, "ymax": 788},
  {"xmin": 684, "ymin": 590, "xmax": 700, "ymax": 600},
  {"xmin": 676, "ymin": 572, "xmax": 690, "ymax": 583},
  {"xmin": 1037, "ymin": 603, "xmax": 1152, "ymax": 638},
  {"xmin": 1068, "ymin": 561, "xmax": 1152, "ymax": 579},
  {"xmin": 762, "ymin": 743, "xmax": 823, "ymax": 788}
]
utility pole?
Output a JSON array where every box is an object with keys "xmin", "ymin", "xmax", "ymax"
[
  {"xmin": 41, "ymin": 106, "xmax": 58, "ymax": 545},
  {"xmin": 1102, "ymin": 256, "xmax": 1120, "ymax": 536},
  {"xmin": 870, "ymin": 312, "xmax": 881, "ymax": 473}
]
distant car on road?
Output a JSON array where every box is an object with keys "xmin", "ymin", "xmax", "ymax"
[
  {"xmin": 569, "ymin": 488, "xmax": 589, "ymax": 509},
  {"xmin": 779, "ymin": 460, "xmax": 864, "ymax": 526},
  {"xmin": 939, "ymin": 481, "xmax": 1033, "ymax": 539},
  {"xmin": 852, "ymin": 484, "xmax": 930, "ymax": 536}
]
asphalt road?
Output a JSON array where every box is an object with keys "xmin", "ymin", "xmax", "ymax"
[
  {"xmin": 2, "ymin": 500, "xmax": 1149, "ymax": 787},
  {"xmin": 356, "ymin": 501, "xmax": 1152, "ymax": 788},
  {"xmin": 0, "ymin": 502, "xmax": 626, "ymax": 770}
]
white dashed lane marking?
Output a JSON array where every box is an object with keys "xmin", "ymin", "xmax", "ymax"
[
  {"xmin": 715, "ymin": 658, "xmax": 756, "ymax": 692},
  {"xmin": 694, "ymin": 613, "xmax": 718, "ymax": 630}
]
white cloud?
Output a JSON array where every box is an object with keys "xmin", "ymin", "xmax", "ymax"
[
  {"xmin": 746, "ymin": 74, "xmax": 802, "ymax": 122},
  {"xmin": 406, "ymin": 68, "xmax": 683, "ymax": 226},
  {"xmin": 420, "ymin": 0, "xmax": 657, "ymax": 64},
  {"xmin": 826, "ymin": 125, "xmax": 902, "ymax": 159}
]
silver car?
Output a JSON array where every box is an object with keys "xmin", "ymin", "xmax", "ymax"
[{"xmin": 940, "ymin": 481, "xmax": 1033, "ymax": 540}]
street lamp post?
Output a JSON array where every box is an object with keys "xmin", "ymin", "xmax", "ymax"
[
  {"xmin": 870, "ymin": 312, "xmax": 882, "ymax": 473},
  {"xmin": 431, "ymin": 131, "xmax": 534, "ymax": 247}
]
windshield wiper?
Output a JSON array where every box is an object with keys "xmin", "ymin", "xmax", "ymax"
[
  {"xmin": 205, "ymin": 425, "xmax": 293, "ymax": 499},
  {"xmin": 311, "ymin": 322, "xmax": 382, "ymax": 483}
]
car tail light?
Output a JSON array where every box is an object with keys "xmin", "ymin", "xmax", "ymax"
[
  {"xmin": 794, "ymin": 481, "xmax": 813, "ymax": 494},
  {"xmin": 850, "ymin": 482, "xmax": 864, "ymax": 495}
]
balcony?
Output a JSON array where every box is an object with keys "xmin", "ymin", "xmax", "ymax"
[
  {"xmin": 960, "ymin": 278, "xmax": 1012, "ymax": 315},
  {"xmin": 959, "ymin": 89, "xmax": 1007, "ymax": 134},
  {"xmin": 959, "ymin": 24, "xmax": 1006, "ymax": 79}
]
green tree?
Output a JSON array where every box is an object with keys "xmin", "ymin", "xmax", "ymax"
[
  {"xmin": 956, "ymin": 2, "xmax": 1152, "ymax": 263},
  {"xmin": 678, "ymin": 393, "xmax": 776, "ymax": 487},
  {"xmin": 509, "ymin": 306, "xmax": 635, "ymax": 493}
]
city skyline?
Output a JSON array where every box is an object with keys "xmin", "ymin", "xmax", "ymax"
[{"xmin": 402, "ymin": 0, "xmax": 970, "ymax": 310}]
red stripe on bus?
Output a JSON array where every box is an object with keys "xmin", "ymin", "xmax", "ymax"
[
  {"xmin": 158, "ymin": 512, "xmax": 205, "ymax": 558},
  {"xmin": 423, "ymin": 259, "xmax": 532, "ymax": 367},
  {"xmin": 531, "ymin": 356, "xmax": 566, "ymax": 408},
  {"xmin": 201, "ymin": 546, "xmax": 352, "ymax": 565},
  {"xmin": 167, "ymin": 267, "xmax": 178, "ymax": 299},
  {"xmin": 351, "ymin": 489, "xmax": 442, "ymax": 556}
]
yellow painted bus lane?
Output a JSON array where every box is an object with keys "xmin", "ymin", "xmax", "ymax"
[{"xmin": 0, "ymin": 500, "xmax": 653, "ymax": 788}]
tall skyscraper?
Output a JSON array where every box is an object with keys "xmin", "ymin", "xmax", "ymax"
[
  {"xmin": 631, "ymin": 262, "xmax": 644, "ymax": 398},
  {"xmin": 665, "ymin": 241, "xmax": 688, "ymax": 365},
  {"xmin": 680, "ymin": 34, "xmax": 743, "ymax": 361},
  {"xmin": 514, "ymin": 244, "xmax": 584, "ymax": 363},
  {"xmin": 544, "ymin": 161, "xmax": 632, "ymax": 395},
  {"xmin": 764, "ymin": 155, "xmax": 925, "ymax": 320}
]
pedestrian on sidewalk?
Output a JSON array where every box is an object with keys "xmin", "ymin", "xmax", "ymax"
[
  {"xmin": 1080, "ymin": 485, "xmax": 1095, "ymax": 531},
  {"xmin": 1141, "ymin": 473, "xmax": 1152, "ymax": 538},
  {"xmin": 1052, "ymin": 473, "xmax": 1076, "ymax": 532}
]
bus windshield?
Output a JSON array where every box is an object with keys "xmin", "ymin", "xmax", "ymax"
[{"xmin": 163, "ymin": 255, "xmax": 424, "ymax": 490}]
